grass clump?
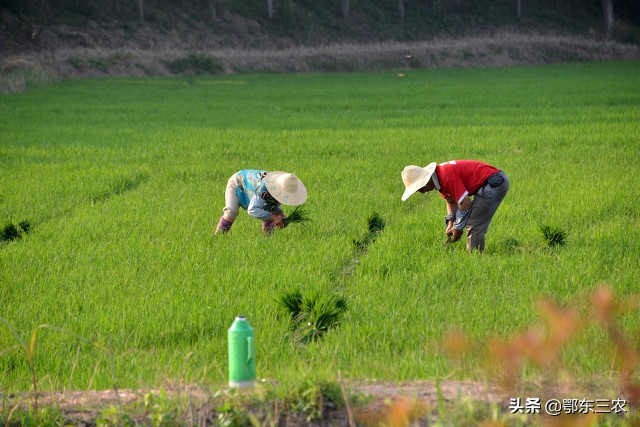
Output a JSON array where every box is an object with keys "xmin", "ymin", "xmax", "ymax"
[
  {"xmin": 277, "ymin": 289, "xmax": 348, "ymax": 344},
  {"xmin": 164, "ymin": 53, "xmax": 224, "ymax": 75},
  {"xmin": 1, "ymin": 220, "xmax": 31, "ymax": 243},
  {"xmin": 283, "ymin": 205, "xmax": 311, "ymax": 227},
  {"xmin": 367, "ymin": 212, "xmax": 385, "ymax": 233},
  {"xmin": 540, "ymin": 224, "xmax": 568, "ymax": 247},
  {"xmin": 353, "ymin": 212, "xmax": 385, "ymax": 251}
]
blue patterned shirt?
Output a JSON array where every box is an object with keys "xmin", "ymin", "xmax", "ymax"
[{"xmin": 233, "ymin": 170, "xmax": 282, "ymax": 220}]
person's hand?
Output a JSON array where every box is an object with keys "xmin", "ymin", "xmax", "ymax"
[
  {"xmin": 270, "ymin": 214, "xmax": 285, "ymax": 228},
  {"xmin": 445, "ymin": 221, "xmax": 454, "ymax": 236},
  {"xmin": 275, "ymin": 212, "xmax": 288, "ymax": 227},
  {"xmin": 449, "ymin": 229, "xmax": 463, "ymax": 243}
]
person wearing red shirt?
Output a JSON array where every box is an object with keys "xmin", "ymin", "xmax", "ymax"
[{"xmin": 401, "ymin": 160, "xmax": 510, "ymax": 251}]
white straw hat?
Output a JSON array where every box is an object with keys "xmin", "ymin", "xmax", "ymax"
[
  {"xmin": 401, "ymin": 163, "xmax": 437, "ymax": 201},
  {"xmin": 264, "ymin": 171, "xmax": 307, "ymax": 205}
]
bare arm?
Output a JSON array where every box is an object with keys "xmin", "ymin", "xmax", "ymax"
[
  {"xmin": 445, "ymin": 194, "xmax": 472, "ymax": 241},
  {"xmin": 459, "ymin": 195, "xmax": 472, "ymax": 212},
  {"xmin": 445, "ymin": 193, "xmax": 472, "ymax": 211}
]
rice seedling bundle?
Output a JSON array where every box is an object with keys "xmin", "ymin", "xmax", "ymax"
[{"xmin": 283, "ymin": 205, "xmax": 311, "ymax": 227}]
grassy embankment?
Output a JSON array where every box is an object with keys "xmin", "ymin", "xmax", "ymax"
[{"xmin": 1, "ymin": 61, "xmax": 639, "ymax": 403}]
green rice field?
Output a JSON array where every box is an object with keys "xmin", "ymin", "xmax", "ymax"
[{"xmin": 1, "ymin": 61, "xmax": 639, "ymax": 393}]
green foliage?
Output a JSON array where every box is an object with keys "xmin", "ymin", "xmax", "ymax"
[
  {"xmin": 0, "ymin": 62, "xmax": 638, "ymax": 394},
  {"xmin": 353, "ymin": 212, "xmax": 385, "ymax": 251},
  {"xmin": 540, "ymin": 224, "xmax": 568, "ymax": 247},
  {"xmin": 143, "ymin": 389, "xmax": 176, "ymax": 426},
  {"xmin": 96, "ymin": 405, "xmax": 135, "ymax": 426},
  {"xmin": 0, "ymin": 65, "xmax": 55, "ymax": 95},
  {"xmin": 283, "ymin": 205, "xmax": 311, "ymax": 227},
  {"xmin": 277, "ymin": 289, "xmax": 348, "ymax": 344},
  {"xmin": 0, "ymin": 406, "xmax": 66, "ymax": 427},
  {"xmin": 163, "ymin": 53, "xmax": 224, "ymax": 75},
  {"xmin": 367, "ymin": 212, "xmax": 385, "ymax": 233},
  {"xmin": 0, "ymin": 220, "xmax": 31, "ymax": 242},
  {"xmin": 4, "ymin": 0, "xmax": 638, "ymax": 42}
]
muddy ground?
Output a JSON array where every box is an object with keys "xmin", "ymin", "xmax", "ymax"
[{"xmin": 6, "ymin": 379, "xmax": 510, "ymax": 426}]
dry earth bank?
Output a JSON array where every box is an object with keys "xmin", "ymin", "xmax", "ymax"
[{"xmin": 1, "ymin": 31, "xmax": 639, "ymax": 93}]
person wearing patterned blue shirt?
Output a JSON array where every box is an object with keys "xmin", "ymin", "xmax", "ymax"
[{"xmin": 215, "ymin": 169, "xmax": 307, "ymax": 235}]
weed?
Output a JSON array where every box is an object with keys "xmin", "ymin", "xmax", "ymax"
[
  {"xmin": 89, "ymin": 58, "xmax": 110, "ymax": 72},
  {"xmin": 540, "ymin": 224, "xmax": 568, "ymax": 247},
  {"xmin": 0, "ymin": 406, "xmax": 66, "ymax": 427},
  {"xmin": 67, "ymin": 57, "xmax": 84, "ymax": 71},
  {"xmin": 0, "ymin": 63, "xmax": 56, "ymax": 94},
  {"xmin": 96, "ymin": 405, "xmax": 135, "ymax": 426},
  {"xmin": 164, "ymin": 53, "xmax": 224, "ymax": 75},
  {"xmin": 143, "ymin": 389, "xmax": 176, "ymax": 426}
]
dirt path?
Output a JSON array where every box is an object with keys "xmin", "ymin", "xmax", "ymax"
[{"xmin": 4, "ymin": 379, "xmax": 508, "ymax": 426}]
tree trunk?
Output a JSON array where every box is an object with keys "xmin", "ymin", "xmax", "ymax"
[
  {"xmin": 601, "ymin": 0, "xmax": 615, "ymax": 36},
  {"xmin": 516, "ymin": 0, "xmax": 521, "ymax": 18},
  {"xmin": 398, "ymin": 0, "xmax": 405, "ymax": 20},
  {"xmin": 267, "ymin": 0, "xmax": 274, "ymax": 19},
  {"xmin": 136, "ymin": 0, "xmax": 144, "ymax": 21},
  {"xmin": 209, "ymin": 0, "xmax": 217, "ymax": 20},
  {"xmin": 341, "ymin": 0, "xmax": 349, "ymax": 18}
]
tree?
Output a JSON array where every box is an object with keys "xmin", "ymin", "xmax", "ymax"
[
  {"xmin": 267, "ymin": 0, "xmax": 274, "ymax": 19},
  {"xmin": 398, "ymin": 0, "xmax": 405, "ymax": 20},
  {"xmin": 136, "ymin": 0, "xmax": 144, "ymax": 20},
  {"xmin": 341, "ymin": 0, "xmax": 349, "ymax": 18},
  {"xmin": 208, "ymin": 0, "xmax": 217, "ymax": 20},
  {"xmin": 601, "ymin": 0, "xmax": 614, "ymax": 36}
]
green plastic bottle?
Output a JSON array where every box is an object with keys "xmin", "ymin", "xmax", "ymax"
[{"xmin": 228, "ymin": 315, "xmax": 255, "ymax": 388}]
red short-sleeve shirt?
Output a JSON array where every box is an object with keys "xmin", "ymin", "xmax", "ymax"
[{"xmin": 435, "ymin": 160, "xmax": 500, "ymax": 204}]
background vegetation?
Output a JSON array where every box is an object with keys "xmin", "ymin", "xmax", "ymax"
[{"xmin": 2, "ymin": 0, "xmax": 640, "ymax": 54}]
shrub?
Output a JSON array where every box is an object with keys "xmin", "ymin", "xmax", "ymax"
[{"xmin": 164, "ymin": 53, "xmax": 224, "ymax": 75}]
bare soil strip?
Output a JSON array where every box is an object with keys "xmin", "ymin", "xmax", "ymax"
[{"xmin": 5, "ymin": 379, "xmax": 505, "ymax": 425}]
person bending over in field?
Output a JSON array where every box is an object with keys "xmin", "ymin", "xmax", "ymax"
[
  {"xmin": 215, "ymin": 169, "xmax": 307, "ymax": 235},
  {"xmin": 401, "ymin": 160, "xmax": 509, "ymax": 252}
]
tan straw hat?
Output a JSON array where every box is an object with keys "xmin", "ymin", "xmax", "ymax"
[
  {"xmin": 401, "ymin": 162, "xmax": 437, "ymax": 201},
  {"xmin": 264, "ymin": 171, "xmax": 307, "ymax": 205}
]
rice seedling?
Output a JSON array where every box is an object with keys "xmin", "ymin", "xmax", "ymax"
[
  {"xmin": 1, "ymin": 220, "xmax": 30, "ymax": 243},
  {"xmin": 539, "ymin": 224, "xmax": 568, "ymax": 247},
  {"xmin": 0, "ymin": 61, "xmax": 638, "ymax": 394},
  {"xmin": 353, "ymin": 212, "xmax": 385, "ymax": 251},
  {"xmin": 278, "ymin": 289, "xmax": 304, "ymax": 321},
  {"xmin": 367, "ymin": 212, "xmax": 385, "ymax": 234},
  {"xmin": 277, "ymin": 289, "xmax": 348, "ymax": 344},
  {"xmin": 283, "ymin": 205, "xmax": 311, "ymax": 227}
]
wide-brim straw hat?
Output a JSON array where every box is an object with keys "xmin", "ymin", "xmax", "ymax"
[
  {"xmin": 264, "ymin": 171, "xmax": 307, "ymax": 205},
  {"xmin": 401, "ymin": 162, "xmax": 437, "ymax": 201}
]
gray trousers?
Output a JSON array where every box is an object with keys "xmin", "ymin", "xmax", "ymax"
[{"xmin": 465, "ymin": 171, "xmax": 510, "ymax": 251}]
